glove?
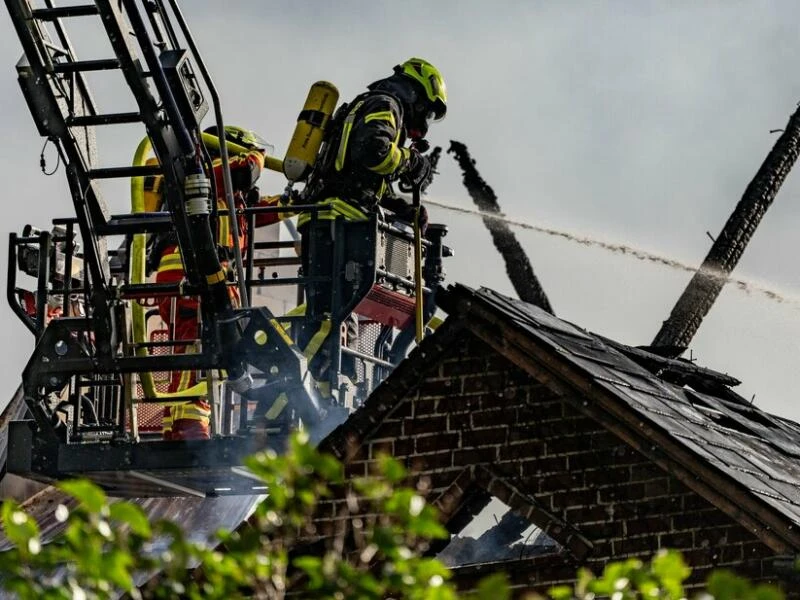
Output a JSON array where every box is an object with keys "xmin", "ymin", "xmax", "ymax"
[
  {"xmin": 402, "ymin": 148, "xmax": 434, "ymax": 188},
  {"xmin": 244, "ymin": 185, "xmax": 261, "ymax": 207}
]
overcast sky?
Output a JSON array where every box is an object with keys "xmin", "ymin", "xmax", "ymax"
[{"xmin": 1, "ymin": 1, "xmax": 800, "ymax": 421}]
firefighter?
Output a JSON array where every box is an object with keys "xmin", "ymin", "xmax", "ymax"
[
  {"xmin": 295, "ymin": 57, "xmax": 447, "ymax": 391},
  {"xmin": 147, "ymin": 126, "xmax": 291, "ymax": 440}
]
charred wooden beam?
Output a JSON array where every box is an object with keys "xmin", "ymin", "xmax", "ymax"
[
  {"xmin": 653, "ymin": 104, "xmax": 800, "ymax": 349},
  {"xmin": 448, "ymin": 141, "xmax": 554, "ymax": 314}
]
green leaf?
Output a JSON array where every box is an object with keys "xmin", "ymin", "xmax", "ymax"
[
  {"xmin": 752, "ymin": 584, "xmax": 787, "ymax": 600},
  {"xmin": 1, "ymin": 501, "xmax": 40, "ymax": 550},
  {"xmin": 109, "ymin": 501, "xmax": 152, "ymax": 538},
  {"xmin": 58, "ymin": 480, "xmax": 107, "ymax": 513},
  {"xmin": 472, "ymin": 572, "xmax": 510, "ymax": 600},
  {"xmin": 378, "ymin": 455, "xmax": 407, "ymax": 483},
  {"xmin": 706, "ymin": 570, "xmax": 750, "ymax": 600},
  {"xmin": 548, "ymin": 584, "xmax": 573, "ymax": 600},
  {"xmin": 294, "ymin": 555, "xmax": 325, "ymax": 589}
]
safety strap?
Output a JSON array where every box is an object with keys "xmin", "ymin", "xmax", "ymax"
[{"xmin": 335, "ymin": 100, "xmax": 365, "ymax": 172}]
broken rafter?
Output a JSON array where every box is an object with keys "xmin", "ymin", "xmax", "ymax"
[
  {"xmin": 448, "ymin": 141, "xmax": 554, "ymax": 314},
  {"xmin": 653, "ymin": 103, "xmax": 800, "ymax": 349}
]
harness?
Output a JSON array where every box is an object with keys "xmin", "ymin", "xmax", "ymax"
[{"xmin": 302, "ymin": 91, "xmax": 403, "ymax": 210}]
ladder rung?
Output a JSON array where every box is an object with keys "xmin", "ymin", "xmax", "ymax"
[
  {"xmin": 53, "ymin": 59, "xmax": 120, "ymax": 73},
  {"xmin": 253, "ymin": 257, "xmax": 302, "ymax": 268},
  {"xmin": 68, "ymin": 112, "xmax": 142, "ymax": 126},
  {"xmin": 32, "ymin": 5, "xmax": 100, "ymax": 20},
  {"xmin": 88, "ymin": 165, "xmax": 162, "ymax": 179}
]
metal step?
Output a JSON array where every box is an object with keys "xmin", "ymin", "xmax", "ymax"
[
  {"xmin": 67, "ymin": 112, "xmax": 142, "ymax": 126},
  {"xmin": 31, "ymin": 5, "xmax": 100, "ymax": 20},
  {"xmin": 88, "ymin": 165, "xmax": 162, "ymax": 179},
  {"xmin": 53, "ymin": 58, "xmax": 120, "ymax": 73}
]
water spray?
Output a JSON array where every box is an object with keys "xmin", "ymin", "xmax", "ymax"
[{"xmin": 425, "ymin": 198, "xmax": 800, "ymax": 308}]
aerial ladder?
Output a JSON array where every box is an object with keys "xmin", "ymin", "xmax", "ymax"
[{"xmin": 3, "ymin": 0, "xmax": 451, "ymax": 497}]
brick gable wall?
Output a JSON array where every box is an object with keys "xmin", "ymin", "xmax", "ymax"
[{"xmin": 319, "ymin": 330, "xmax": 797, "ymax": 596}]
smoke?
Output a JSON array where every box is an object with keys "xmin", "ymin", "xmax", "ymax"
[{"xmin": 425, "ymin": 198, "xmax": 800, "ymax": 308}]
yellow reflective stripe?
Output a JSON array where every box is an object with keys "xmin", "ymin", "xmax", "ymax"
[
  {"xmin": 364, "ymin": 110, "xmax": 396, "ymax": 127},
  {"xmin": 264, "ymin": 393, "xmax": 289, "ymax": 420},
  {"xmin": 278, "ymin": 303, "xmax": 306, "ymax": 332},
  {"xmin": 269, "ymin": 319, "xmax": 294, "ymax": 347},
  {"xmin": 172, "ymin": 404, "xmax": 210, "ymax": 421},
  {"xmin": 177, "ymin": 367, "xmax": 193, "ymax": 392},
  {"xmin": 284, "ymin": 303, "xmax": 307, "ymax": 317},
  {"xmin": 218, "ymin": 213, "xmax": 230, "ymax": 247},
  {"xmin": 377, "ymin": 180, "xmax": 387, "ymax": 200},
  {"xmin": 369, "ymin": 124, "xmax": 404, "ymax": 176},
  {"xmin": 162, "ymin": 409, "xmax": 173, "ymax": 433},
  {"xmin": 158, "ymin": 252, "xmax": 184, "ymax": 272},
  {"xmin": 335, "ymin": 101, "xmax": 364, "ymax": 172},
  {"xmin": 151, "ymin": 382, "xmax": 208, "ymax": 401},
  {"xmin": 297, "ymin": 198, "xmax": 369, "ymax": 227},
  {"xmin": 160, "ymin": 255, "xmax": 183, "ymax": 266},
  {"xmin": 369, "ymin": 143, "xmax": 402, "ymax": 175},
  {"xmin": 303, "ymin": 319, "xmax": 332, "ymax": 361},
  {"xmin": 428, "ymin": 316, "xmax": 444, "ymax": 330},
  {"xmin": 206, "ymin": 270, "xmax": 226, "ymax": 284}
]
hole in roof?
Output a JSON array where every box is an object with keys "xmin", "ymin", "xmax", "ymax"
[
  {"xmin": 437, "ymin": 497, "xmax": 560, "ymax": 567},
  {"xmin": 685, "ymin": 390, "xmax": 767, "ymax": 437}
]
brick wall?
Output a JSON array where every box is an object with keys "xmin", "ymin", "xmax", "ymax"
[{"xmin": 319, "ymin": 330, "xmax": 797, "ymax": 597}]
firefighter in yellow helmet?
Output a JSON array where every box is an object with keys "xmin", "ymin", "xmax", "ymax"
[
  {"xmin": 295, "ymin": 58, "xmax": 447, "ymax": 386},
  {"xmin": 301, "ymin": 57, "xmax": 446, "ymax": 225},
  {"xmin": 147, "ymin": 125, "xmax": 290, "ymax": 440}
]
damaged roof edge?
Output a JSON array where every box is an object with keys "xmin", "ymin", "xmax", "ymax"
[{"xmin": 438, "ymin": 283, "xmax": 800, "ymax": 554}]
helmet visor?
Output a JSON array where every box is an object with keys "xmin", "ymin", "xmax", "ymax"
[
  {"xmin": 428, "ymin": 100, "xmax": 447, "ymax": 123},
  {"xmin": 248, "ymin": 131, "xmax": 274, "ymax": 154}
]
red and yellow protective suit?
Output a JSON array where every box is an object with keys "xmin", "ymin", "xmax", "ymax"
[{"xmin": 148, "ymin": 149, "xmax": 288, "ymax": 440}]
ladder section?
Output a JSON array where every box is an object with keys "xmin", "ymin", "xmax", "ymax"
[{"xmin": 5, "ymin": 0, "xmax": 211, "ymax": 277}]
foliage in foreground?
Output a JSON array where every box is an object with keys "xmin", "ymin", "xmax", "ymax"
[{"xmin": 0, "ymin": 432, "xmax": 788, "ymax": 599}]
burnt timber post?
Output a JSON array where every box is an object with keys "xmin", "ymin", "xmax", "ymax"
[
  {"xmin": 448, "ymin": 140, "xmax": 554, "ymax": 314},
  {"xmin": 652, "ymin": 103, "xmax": 800, "ymax": 350}
]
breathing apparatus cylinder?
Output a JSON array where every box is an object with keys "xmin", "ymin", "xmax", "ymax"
[{"xmin": 283, "ymin": 81, "xmax": 339, "ymax": 182}]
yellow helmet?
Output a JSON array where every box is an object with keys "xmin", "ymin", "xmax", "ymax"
[
  {"xmin": 397, "ymin": 57, "xmax": 447, "ymax": 121},
  {"xmin": 204, "ymin": 125, "xmax": 269, "ymax": 151}
]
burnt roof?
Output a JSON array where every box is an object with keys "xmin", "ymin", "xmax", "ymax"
[
  {"xmin": 322, "ymin": 283, "xmax": 800, "ymax": 553},
  {"xmin": 444, "ymin": 285, "xmax": 800, "ymax": 526}
]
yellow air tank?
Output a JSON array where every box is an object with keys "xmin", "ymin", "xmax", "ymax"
[{"xmin": 283, "ymin": 81, "xmax": 339, "ymax": 182}]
